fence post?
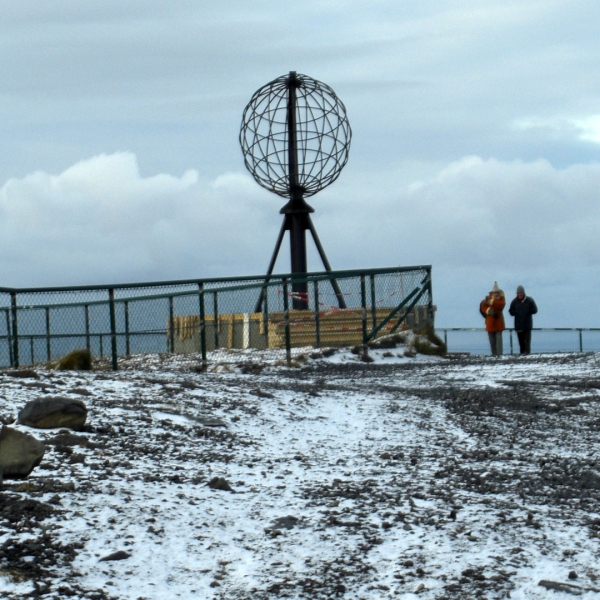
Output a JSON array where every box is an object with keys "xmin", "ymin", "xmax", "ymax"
[
  {"xmin": 579, "ymin": 328, "xmax": 583, "ymax": 353},
  {"xmin": 314, "ymin": 280, "xmax": 321, "ymax": 348},
  {"xmin": 370, "ymin": 275, "xmax": 377, "ymax": 331},
  {"xmin": 45, "ymin": 307, "xmax": 51, "ymax": 361},
  {"xmin": 282, "ymin": 278, "xmax": 291, "ymax": 365},
  {"xmin": 108, "ymin": 289, "xmax": 118, "ymax": 371},
  {"xmin": 10, "ymin": 292, "xmax": 19, "ymax": 368},
  {"xmin": 213, "ymin": 292, "xmax": 219, "ymax": 350},
  {"xmin": 85, "ymin": 305, "xmax": 91, "ymax": 352},
  {"xmin": 30, "ymin": 337, "xmax": 34, "ymax": 365},
  {"xmin": 198, "ymin": 283, "xmax": 207, "ymax": 365},
  {"xmin": 5, "ymin": 309, "xmax": 13, "ymax": 368},
  {"xmin": 262, "ymin": 284, "xmax": 270, "ymax": 347},
  {"xmin": 360, "ymin": 274, "xmax": 368, "ymax": 355},
  {"xmin": 124, "ymin": 301, "xmax": 130, "ymax": 356},
  {"xmin": 444, "ymin": 329, "xmax": 448, "ymax": 348},
  {"xmin": 168, "ymin": 296, "xmax": 175, "ymax": 353},
  {"xmin": 510, "ymin": 329, "xmax": 514, "ymax": 355},
  {"xmin": 426, "ymin": 267, "xmax": 434, "ymax": 323}
]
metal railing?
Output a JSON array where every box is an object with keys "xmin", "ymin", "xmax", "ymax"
[
  {"xmin": 0, "ymin": 266, "xmax": 433, "ymax": 370},
  {"xmin": 439, "ymin": 328, "xmax": 600, "ymax": 356}
]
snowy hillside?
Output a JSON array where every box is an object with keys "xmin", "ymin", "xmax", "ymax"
[{"xmin": 1, "ymin": 348, "xmax": 600, "ymax": 599}]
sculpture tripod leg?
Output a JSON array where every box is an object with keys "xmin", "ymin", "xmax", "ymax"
[{"xmin": 254, "ymin": 215, "xmax": 347, "ymax": 313}]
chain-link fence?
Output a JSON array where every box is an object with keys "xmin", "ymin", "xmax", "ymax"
[
  {"xmin": 439, "ymin": 328, "xmax": 600, "ymax": 356},
  {"xmin": 0, "ymin": 266, "xmax": 433, "ymax": 369}
]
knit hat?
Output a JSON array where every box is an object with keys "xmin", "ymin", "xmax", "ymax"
[
  {"xmin": 491, "ymin": 281, "xmax": 500, "ymax": 293},
  {"xmin": 516, "ymin": 285, "xmax": 525, "ymax": 294}
]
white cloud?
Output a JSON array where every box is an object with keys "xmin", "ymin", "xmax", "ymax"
[
  {"xmin": 2, "ymin": 152, "xmax": 600, "ymax": 327},
  {"xmin": 0, "ymin": 153, "xmax": 275, "ymax": 286}
]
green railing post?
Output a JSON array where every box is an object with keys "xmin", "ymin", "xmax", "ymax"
[
  {"xmin": 168, "ymin": 296, "xmax": 175, "ymax": 353},
  {"xmin": 282, "ymin": 278, "xmax": 291, "ymax": 365},
  {"xmin": 85, "ymin": 305, "xmax": 91, "ymax": 352},
  {"xmin": 370, "ymin": 274, "xmax": 377, "ymax": 332},
  {"xmin": 360, "ymin": 274, "xmax": 368, "ymax": 353},
  {"xmin": 198, "ymin": 283, "xmax": 207, "ymax": 365},
  {"xmin": 510, "ymin": 329, "xmax": 514, "ymax": 355},
  {"xmin": 108, "ymin": 288, "xmax": 118, "ymax": 371},
  {"xmin": 100, "ymin": 334, "xmax": 104, "ymax": 358},
  {"xmin": 213, "ymin": 292, "xmax": 219, "ymax": 350},
  {"xmin": 30, "ymin": 337, "xmax": 34, "ymax": 365},
  {"xmin": 314, "ymin": 279, "xmax": 321, "ymax": 348},
  {"xmin": 426, "ymin": 267, "xmax": 434, "ymax": 323},
  {"xmin": 262, "ymin": 285, "xmax": 270, "ymax": 346},
  {"xmin": 5, "ymin": 309, "xmax": 13, "ymax": 368},
  {"xmin": 579, "ymin": 328, "xmax": 583, "ymax": 352},
  {"xmin": 10, "ymin": 292, "xmax": 19, "ymax": 368},
  {"xmin": 444, "ymin": 329, "xmax": 448, "ymax": 348},
  {"xmin": 124, "ymin": 301, "xmax": 130, "ymax": 356},
  {"xmin": 45, "ymin": 307, "xmax": 51, "ymax": 361}
]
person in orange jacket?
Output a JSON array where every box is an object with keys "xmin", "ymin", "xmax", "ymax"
[{"xmin": 479, "ymin": 282, "xmax": 506, "ymax": 356}]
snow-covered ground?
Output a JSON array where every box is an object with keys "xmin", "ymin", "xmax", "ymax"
[{"xmin": 1, "ymin": 347, "xmax": 600, "ymax": 599}]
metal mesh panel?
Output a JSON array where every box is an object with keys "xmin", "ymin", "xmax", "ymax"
[{"xmin": 0, "ymin": 267, "xmax": 433, "ymax": 368}]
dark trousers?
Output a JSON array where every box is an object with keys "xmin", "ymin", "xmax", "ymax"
[
  {"xmin": 517, "ymin": 330, "xmax": 532, "ymax": 354},
  {"xmin": 487, "ymin": 332, "xmax": 503, "ymax": 356}
]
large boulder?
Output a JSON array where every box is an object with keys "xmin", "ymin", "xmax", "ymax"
[
  {"xmin": 0, "ymin": 426, "xmax": 46, "ymax": 478},
  {"xmin": 18, "ymin": 396, "xmax": 88, "ymax": 431}
]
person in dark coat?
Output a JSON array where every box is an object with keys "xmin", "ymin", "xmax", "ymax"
[{"xmin": 509, "ymin": 285, "xmax": 538, "ymax": 355}]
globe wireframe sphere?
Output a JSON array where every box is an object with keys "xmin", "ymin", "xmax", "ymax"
[{"xmin": 240, "ymin": 73, "xmax": 351, "ymax": 198}]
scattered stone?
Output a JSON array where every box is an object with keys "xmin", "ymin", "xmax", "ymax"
[
  {"xmin": 272, "ymin": 515, "xmax": 299, "ymax": 530},
  {"xmin": 380, "ymin": 451, "xmax": 391, "ymax": 460},
  {"xmin": 569, "ymin": 571, "xmax": 579, "ymax": 580},
  {"xmin": 0, "ymin": 425, "xmax": 46, "ymax": 478},
  {"xmin": 208, "ymin": 477, "xmax": 234, "ymax": 492},
  {"xmin": 194, "ymin": 414, "xmax": 227, "ymax": 427},
  {"xmin": 18, "ymin": 396, "xmax": 88, "ymax": 431},
  {"xmin": 240, "ymin": 363, "xmax": 264, "ymax": 375},
  {"xmin": 99, "ymin": 550, "xmax": 131, "ymax": 562},
  {"xmin": 251, "ymin": 388, "xmax": 274, "ymax": 399},
  {"xmin": 4, "ymin": 369, "xmax": 39, "ymax": 379},
  {"xmin": 539, "ymin": 580, "xmax": 585, "ymax": 595},
  {"xmin": 69, "ymin": 387, "xmax": 92, "ymax": 396},
  {"xmin": 48, "ymin": 432, "xmax": 89, "ymax": 448}
]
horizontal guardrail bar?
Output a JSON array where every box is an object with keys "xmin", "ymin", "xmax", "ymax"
[{"xmin": 0, "ymin": 265, "xmax": 431, "ymax": 295}]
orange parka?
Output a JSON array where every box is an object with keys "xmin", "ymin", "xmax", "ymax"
[{"xmin": 480, "ymin": 293, "xmax": 506, "ymax": 333}]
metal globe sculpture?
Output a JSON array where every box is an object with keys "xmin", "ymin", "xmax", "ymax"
[
  {"xmin": 240, "ymin": 72, "xmax": 351, "ymax": 310},
  {"xmin": 240, "ymin": 72, "xmax": 351, "ymax": 199}
]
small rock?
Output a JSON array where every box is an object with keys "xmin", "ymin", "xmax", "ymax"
[
  {"xmin": 69, "ymin": 388, "xmax": 92, "ymax": 396},
  {"xmin": 251, "ymin": 388, "xmax": 274, "ymax": 399},
  {"xmin": 5, "ymin": 369, "xmax": 39, "ymax": 379},
  {"xmin": 272, "ymin": 516, "xmax": 299, "ymax": 530},
  {"xmin": 207, "ymin": 477, "xmax": 234, "ymax": 492},
  {"xmin": 569, "ymin": 571, "xmax": 578, "ymax": 580},
  {"xmin": 99, "ymin": 551, "xmax": 130, "ymax": 562},
  {"xmin": 48, "ymin": 432, "xmax": 89, "ymax": 447}
]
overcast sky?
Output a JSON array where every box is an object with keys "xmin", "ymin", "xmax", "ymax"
[{"xmin": 1, "ymin": 0, "xmax": 600, "ymax": 327}]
